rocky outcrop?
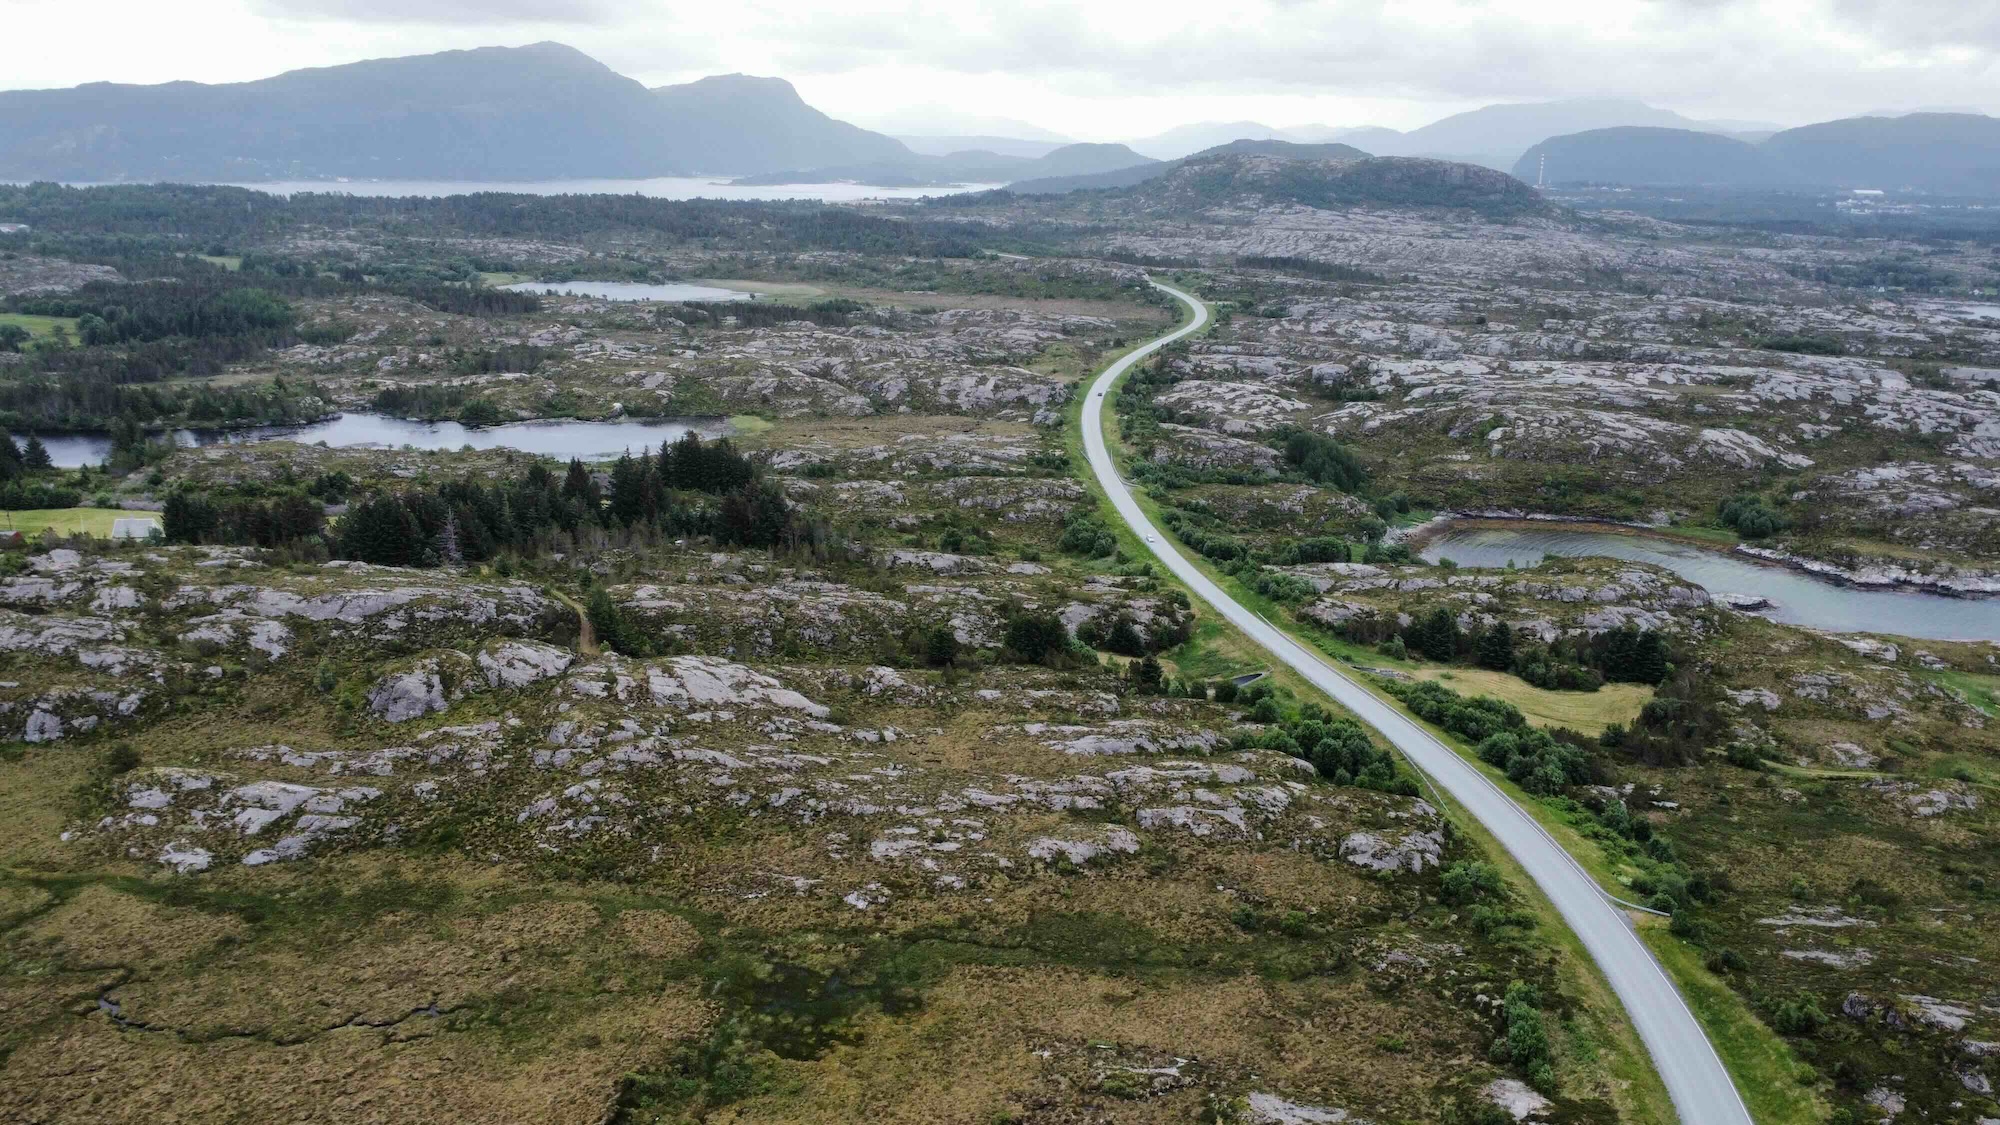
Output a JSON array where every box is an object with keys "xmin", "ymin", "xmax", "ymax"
[
  {"xmin": 1339, "ymin": 822, "xmax": 1445, "ymax": 873},
  {"xmin": 366, "ymin": 655, "xmax": 470, "ymax": 723},
  {"xmin": 476, "ymin": 639, "xmax": 575, "ymax": 688}
]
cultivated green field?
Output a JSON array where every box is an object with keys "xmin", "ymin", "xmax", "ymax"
[
  {"xmin": 0, "ymin": 508, "xmax": 147, "ymax": 538},
  {"xmin": 0, "ymin": 313, "xmax": 80, "ymax": 341}
]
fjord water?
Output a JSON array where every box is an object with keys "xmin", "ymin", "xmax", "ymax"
[
  {"xmin": 216, "ymin": 178, "xmax": 1002, "ymax": 201},
  {"xmin": 1420, "ymin": 525, "xmax": 2000, "ymax": 640},
  {"xmin": 29, "ymin": 413, "xmax": 726, "ymax": 469},
  {"xmin": 499, "ymin": 280, "xmax": 752, "ymax": 302}
]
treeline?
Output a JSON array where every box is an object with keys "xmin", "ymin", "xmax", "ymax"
[
  {"xmin": 0, "ymin": 183, "xmax": 1017, "ymax": 257},
  {"xmin": 402, "ymin": 285, "xmax": 543, "ymax": 318},
  {"xmin": 1073, "ymin": 596, "xmax": 1194, "ymax": 658},
  {"xmin": 163, "ymin": 433, "xmax": 814, "ymax": 566},
  {"xmin": 0, "ymin": 373, "xmax": 329, "ymax": 435},
  {"xmin": 662, "ymin": 298, "xmax": 876, "ymax": 330},
  {"xmin": 372, "ymin": 385, "xmax": 471, "ymax": 419},
  {"xmin": 451, "ymin": 344, "xmax": 548, "ymax": 374},
  {"xmin": 1279, "ymin": 428, "xmax": 1369, "ymax": 493},
  {"xmin": 164, "ymin": 491, "xmax": 327, "ymax": 547},
  {"xmin": 1387, "ymin": 679, "xmax": 1595, "ymax": 796},
  {"xmin": 785, "ymin": 255, "xmax": 1153, "ymax": 304},
  {"xmin": 1236, "ymin": 255, "xmax": 1388, "ymax": 284},
  {"xmin": 1784, "ymin": 256, "xmax": 1952, "ymax": 293},
  {"xmin": 1236, "ymin": 695, "xmax": 1419, "ymax": 795},
  {"xmin": 1600, "ymin": 668, "xmax": 1727, "ymax": 768},
  {"xmin": 1345, "ymin": 608, "xmax": 1673, "ymax": 693},
  {"xmin": 0, "ymin": 268, "xmax": 537, "ymax": 432},
  {"xmin": 1391, "ymin": 677, "xmax": 1726, "ymax": 948},
  {"xmin": 1147, "ymin": 506, "xmax": 1405, "ymax": 570},
  {"xmin": 1717, "ymin": 493, "xmax": 1788, "ymax": 538},
  {"xmin": 0, "ymin": 431, "xmax": 73, "ymax": 509},
  {"xmin": 4, "ymin": 276, "xmax": 324, "ymax": 412},
  {"xmin": 0, "ymin": 433, "xmax": 56, "ymax": 481},
  {"xmin": 11, "ymin": 280, "xmax": 298, "ymax": 347}
]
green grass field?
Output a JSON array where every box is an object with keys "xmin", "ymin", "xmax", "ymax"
[
  {"xmin": 1418, "ymin": 667, "xmax": 1653, "ymax": 735},
  {"xmin": 1668, "ymin": 523, "xmax": 1743, "ymax": 546},
  {"xmin": 1927, "ymin": 668, "xmax": 2000, "ymax": 717},
  {"xmin": 0, "ymin": 313, "xmax": 81, "ymax": 341},
  {"xmin": 196, "ymin": 254, "xmax": 243, "ymax": 271},
  {"xmin": 0, "ymin": 508, "xmax": 150, "ymax": 538}
]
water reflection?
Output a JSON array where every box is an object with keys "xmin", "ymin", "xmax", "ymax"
[
  {"xmin": 24, "ymin": 413, "xmax": 726, "ymax": 469},
  {"xmin": 500, "ymin": 280, "xmax": 752, "ymax": 302},
  {"xmin": 1419, "ymin": 525, "xmax": 2000, "ymax": 641}
]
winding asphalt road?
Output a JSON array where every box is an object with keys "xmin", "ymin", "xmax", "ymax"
[{"xmin": 1082, "ymin": 279, "xmax": 1751, "ymax": 1125}]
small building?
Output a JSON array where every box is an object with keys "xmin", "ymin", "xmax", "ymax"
[
  {"xmin": 110, "ymin": 516, "xmax": 162, "ymax": 540},
  {"xmin": 0, "ymin": 223, "xmax": 28, "ymax": 234},
  {"xmin": 0, "ymin": 530, "xmax": 24, "ymax": 550}
]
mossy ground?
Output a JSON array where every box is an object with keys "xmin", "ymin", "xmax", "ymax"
[{"xmin": 2, "ymin": 527, "xmax": 1634, "ymax": 1124}]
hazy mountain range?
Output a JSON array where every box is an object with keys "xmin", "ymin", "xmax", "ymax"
[
  {"xmin": 0, "ymin": 42, "xmax": 909, "ymax": 182},
  {"xmin": 1518, "ymin": 114, "xmax": 2000, "ymax": 194},
  {"xmin": 0, "ymin": 42, "xmax": 1991, "ymax": 196},
  {"xmin": 1123, "ymin": 100, "xmax": 1785, "ymax": 166},
  {"xmin": 895, "ymin": 136, "xmax": 1070, "ymax": 160}
]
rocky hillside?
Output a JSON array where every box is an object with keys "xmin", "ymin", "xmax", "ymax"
[
  {"xmin": 1126, "ymin": 153, "xmax": 1552, "ymax": 219},
  {"xmin": 1008, "ymin": 138, "xmax": 1372, "ymax": 195},
  {"xmin": 0, "ymin": 44, "xmax": 911, "ymax": 181}
]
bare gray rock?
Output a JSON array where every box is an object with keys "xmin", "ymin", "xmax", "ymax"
[
  {"xmin": 477, "ymin": 639, "xmax": 574, "ymax": 688},
  {"xmin": 1339, "ymin": 821, "xmax": 1445, "ymax": 873}
]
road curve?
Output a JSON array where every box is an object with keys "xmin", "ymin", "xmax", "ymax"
[{"xmin": 1082, "ymin": 279, "xmax": 1750, "ymax": 1125}]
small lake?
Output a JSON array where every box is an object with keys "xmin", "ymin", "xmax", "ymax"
[
  {"xmin": 499, "ymin": 281, "xmax": 752, "ymax": 302},
  {"xmin": 1419, "ymin": 525, "xmax": 2000, "ymax": 641},
  {"xmin": 25, "ymin": 413, "xmax": 727, "ymax": 469}
]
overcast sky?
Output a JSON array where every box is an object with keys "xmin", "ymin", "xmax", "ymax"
[{"xmin": 4, "ymin": 0, "xmax": 1994, "ymax": 138}]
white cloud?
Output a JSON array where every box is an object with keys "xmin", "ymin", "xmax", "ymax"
[
  {"xmin": 3, "ymin": 0, "xmax": 1994, "ymax": 138},
  {"xmin": 253, "ymin": 0, "xmax": 620, "ymax": 24}
]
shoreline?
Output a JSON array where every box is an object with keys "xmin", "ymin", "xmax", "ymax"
[{"xmin": 1401, "ymin": 511, "xmax": 2000, "ymax": 601}]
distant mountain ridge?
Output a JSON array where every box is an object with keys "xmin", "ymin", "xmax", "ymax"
[
  {"xmin": 896, "ymin": 136, "xmax": 1069, "ymax": 159},
  {"xmin": 0, "ymin": 42, "xmax": 913, "ymax": 182},
  {"xmin": 1143, "ymin": 152, "xmax": 1546, "ymax": 216},
  {"xmin": 1127, "ymin": 121, "xmax": 1296, "ymax": 159},
  {"xmin": 1516, "ymin": 113, "xmax": 2000, "ymax": 193},
  {"xmin": 731, "ymin": 142, "xmax": 1157, "ymax": 188},
  {"xmin": 1363, "ymin": 98, "xmax": 1731, "ymax": 170},
  {"xmin": 1122, "ymin": 100, "xmax": 1777, "ymax": 170},
  {"xmin": 997, "ymin": 140, "xmax": 1546, "ymax": 221},
  {"xmin": 649, "ymin": 73, "xmax": 910, "ymax": 174},
  {"xmin": 1008, "ymin": 139, "xmax": 1369, "ymax": 195}
]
